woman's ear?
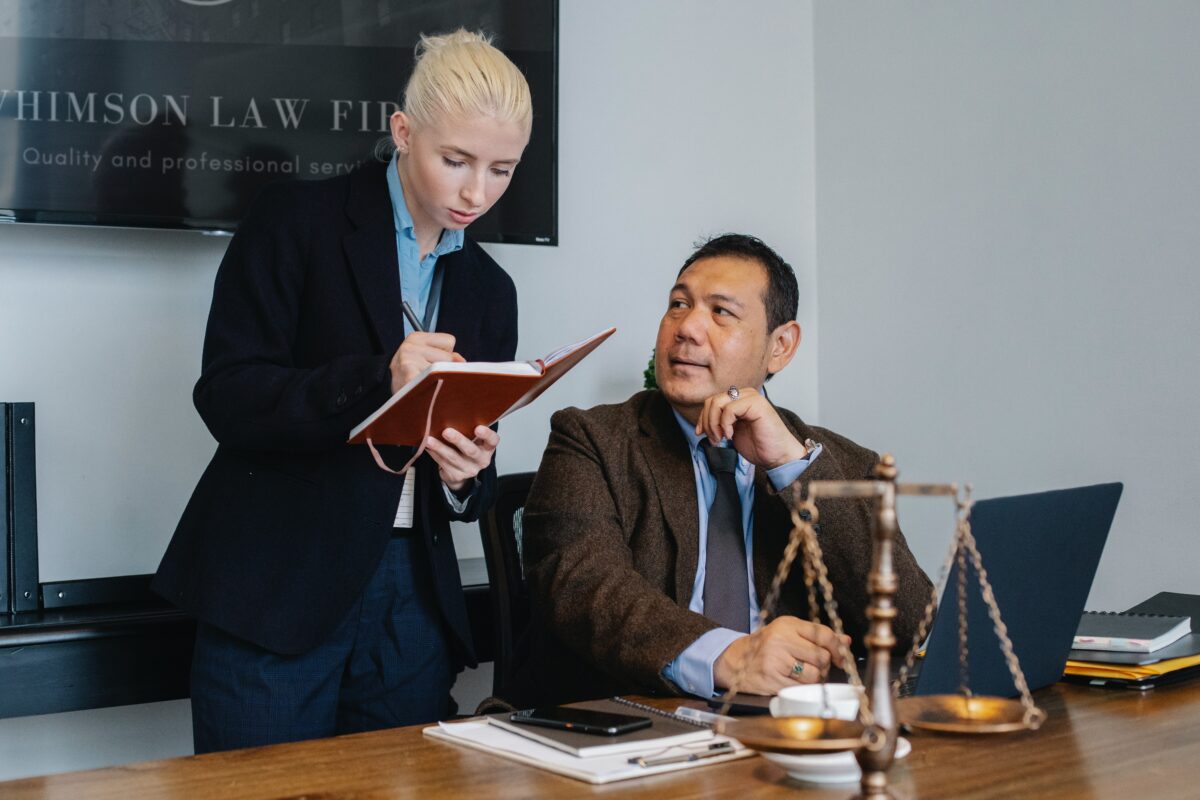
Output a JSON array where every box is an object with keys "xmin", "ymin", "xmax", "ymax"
[{"xmin": 389, "ymin": 111, "xmax": 412, "ymax": 154}]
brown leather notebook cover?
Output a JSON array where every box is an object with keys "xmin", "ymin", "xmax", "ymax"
[{"xmin": 348, "ymin": 327, "xmax": 615, "ymax": 446}]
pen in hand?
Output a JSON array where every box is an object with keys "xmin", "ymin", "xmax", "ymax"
[
  {"xmin": 398, "ymin": 300, "xmax": 464, "ymax": 367},
  {"xmin": 402, "ymin": 300, "xmax": 425, "ymax": 333}
]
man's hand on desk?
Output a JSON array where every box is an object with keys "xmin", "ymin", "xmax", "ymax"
[{"xmin": 712, "ymin": 617, "xmax": 851, "ymax": 696}]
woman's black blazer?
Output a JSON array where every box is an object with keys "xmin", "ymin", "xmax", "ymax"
[{"xmin": 152, "ymin": 160, "xmax": 518, "ymax": 661}]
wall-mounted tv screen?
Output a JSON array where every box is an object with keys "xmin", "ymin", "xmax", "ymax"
[{"xmin": 0, "ymin": 0, "xmax": 556, "ymax": 244}]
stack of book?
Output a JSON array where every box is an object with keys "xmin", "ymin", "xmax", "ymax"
[{"xmin": 1064, "ymin": 592, "xmax": 1200, "ymax": 689}]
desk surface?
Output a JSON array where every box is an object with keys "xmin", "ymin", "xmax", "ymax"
[{"xmin": 4, "ymin": 682, "xmax": 1197, "ymax": 799}]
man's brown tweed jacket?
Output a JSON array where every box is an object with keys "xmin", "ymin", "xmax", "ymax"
[{"xmin": 514, "ymin": 390, "xmax": 932, "ymax": 705}]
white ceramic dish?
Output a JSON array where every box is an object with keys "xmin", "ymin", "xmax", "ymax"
[
  {"xmin": 770, "ymin": 683, "xmax": 859, "ymax": 720},
  {"xmin": 760, "ymin": 737, "xmax": 912, "ymax": 785}
]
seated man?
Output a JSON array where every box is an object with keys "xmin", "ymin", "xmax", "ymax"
[{"xmin": 515, "ymin": 234, "xmax": 932, "ymax": 704}]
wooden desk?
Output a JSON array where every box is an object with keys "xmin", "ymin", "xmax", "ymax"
[{"xmin": 3, "ymin": 681, "xmax": 1197, "ymax": 799}]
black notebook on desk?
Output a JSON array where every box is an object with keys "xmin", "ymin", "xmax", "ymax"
[{"xmin": 1069, "ymin": 593, "xmax": 1200, "ymax": 666}]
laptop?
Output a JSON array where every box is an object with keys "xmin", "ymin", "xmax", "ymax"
[{"xmin": 907, "ymin": 481, "xmax": 1123, "ymax": 697}]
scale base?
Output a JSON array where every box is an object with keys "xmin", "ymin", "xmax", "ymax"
[
  {"xmin": 715, "ymin": 715, "xmax": 865, "ymax": 754},
  {"xmin": 897, "ymin": 694, "xmax": 1036, "ymax": 734}
]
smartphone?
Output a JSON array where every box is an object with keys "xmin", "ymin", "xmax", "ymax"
[{"xmin": 508, "ymin": 706, "xmax": 652, "ymax": 736}]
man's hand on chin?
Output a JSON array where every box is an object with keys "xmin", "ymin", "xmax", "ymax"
[
  {"xmin": 694, "ymin": 386, "xmax": 809, "ymax": 469},
  {"xmin": 712, "ymin": 616, "xmax": 851, "ymax": 696}
]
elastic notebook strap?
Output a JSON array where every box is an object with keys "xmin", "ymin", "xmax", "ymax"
[{"xmin": 366, "ymin": 378, "xmax": 444, "ymax": 475}]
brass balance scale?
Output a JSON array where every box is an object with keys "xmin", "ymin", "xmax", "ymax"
[{"xmin": 714, "ymin": 455, "xmax": 1046, "ymax": 798}]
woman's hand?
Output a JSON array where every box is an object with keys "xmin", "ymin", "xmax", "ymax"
[
  {"xmin": 423, "ymin": 425, "xmax": 499, "ymax": 492},
  {"xmin": 390, "ymin": 332, "xmax": 464, "ymax": 393}
]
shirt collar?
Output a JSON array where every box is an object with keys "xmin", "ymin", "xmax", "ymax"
[{"xmin": 385, "ymin": 153, "xmax": 464, "ymax": 258}]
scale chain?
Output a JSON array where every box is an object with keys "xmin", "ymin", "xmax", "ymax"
[
  {"xmin": 715, "ymin": 500, "xmax": 808, "ymax": 716},
  {"xmin": 795, "ymin": 501, "xmax": 877, "ymax": 732},
  {"xmin": 956, "ymin": 535, "xmax": 972, "ymax": 698},
  {"xmin": 893, "ymin": 488, "xmax": 971, "ymax": 693},
  {"xmin": 716, "ymin": 495, "xmax": 876, "ymax": 734},
  {"xmin": 959, "ymin": 522, "xmax": 1046, "ymax": 728}
]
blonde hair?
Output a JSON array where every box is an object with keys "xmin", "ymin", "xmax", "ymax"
[{"xmin": 403, "ymin": 29, "xmax": 532, "ymax": 132}]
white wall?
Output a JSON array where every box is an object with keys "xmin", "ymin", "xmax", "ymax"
[
  {"xmin": 487, "ymin": 0, "xmax": 818, "ymax": 480},
  {"xmin": 0, "ymin": 225, "xmax": 226, "ymax": 581},
  {"xmin": 812, "ymin": 1, "xmax": 1200, "ymax": 609},
  {"xmin": 0, "ymin": 0, "xmax": 815, "ymax": 779}
]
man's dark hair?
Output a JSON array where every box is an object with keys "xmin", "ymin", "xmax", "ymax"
[{"xmin": 676, "ymin": 234, "xmax": 799, "ymax": 333}]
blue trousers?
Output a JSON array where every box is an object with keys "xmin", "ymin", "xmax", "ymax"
[{"xmin": 190, "ymin": 534, "xmax": 453, "ymax": 753}]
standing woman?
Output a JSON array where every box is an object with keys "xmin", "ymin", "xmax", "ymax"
[{"xmin": 153, "ymin": 30, "xmax": 532, "ymax": 753}]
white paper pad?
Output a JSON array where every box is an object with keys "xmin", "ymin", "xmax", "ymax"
[{"xmin": 423, "ymin": 719, "xmax": 752, "ymax": 784}]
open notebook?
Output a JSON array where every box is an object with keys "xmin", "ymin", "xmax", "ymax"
[{"xmin": 349, "ymin": 327, "xmax": 614, "ymax": 447}]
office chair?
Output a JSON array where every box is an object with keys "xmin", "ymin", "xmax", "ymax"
[{"xmin": 478, "ymin": 471, "xmax": 536, "ymax": 701}]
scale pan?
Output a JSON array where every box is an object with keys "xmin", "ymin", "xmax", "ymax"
[
  {"xmin": 897, "ymin": 695, "xmax": 1033, "ymax": 734},
  {"xmin": 715, "ymin": 716, "xmax": 865, "ymax": 754}
]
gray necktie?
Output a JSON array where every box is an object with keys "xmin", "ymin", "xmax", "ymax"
[{"xmin": 701, "ymin": 441, "xmax": 751, "ymax": 632}]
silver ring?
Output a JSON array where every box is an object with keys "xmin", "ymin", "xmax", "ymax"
[
  {"xmin": 727, "ymin": 385, "xmax": 740, "ymax": 400},
  {"xmin": 791, "ymin": 661, "xmax": 805, "ymax": 677}
]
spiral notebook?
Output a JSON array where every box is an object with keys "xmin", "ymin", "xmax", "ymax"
[{"xmin": 1073, "ymin": 611, "xmax": 1191, "ymax": 654}]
